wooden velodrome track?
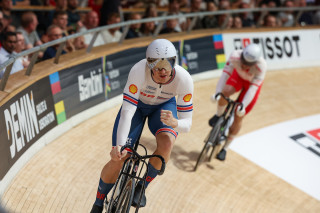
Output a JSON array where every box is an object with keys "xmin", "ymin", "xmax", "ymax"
[{"xmin": 1, "ymin": 64, "xmax": 320, "ymax": 212}]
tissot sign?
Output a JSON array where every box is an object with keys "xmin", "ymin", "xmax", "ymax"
[{"xmin": 222, "ymin": 29, "xmax": 320, "ymax": 70}]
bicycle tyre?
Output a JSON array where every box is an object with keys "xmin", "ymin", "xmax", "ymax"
[
  {"xmin": 194, "ymin": 124, "xmax": 221, "ymax": 171},
  {"xmin": 115, "ymin": 179, "xmax": 135, "ymax": 213},
  {"xmin": 208, "ymin": 123, "xmax": 222, "ymax": 162}
]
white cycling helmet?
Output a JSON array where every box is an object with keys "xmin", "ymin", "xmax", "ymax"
[
  {"xmin": 241, "ymin": 43, "xmax": 261, "ymax": 66},
  {"xmin": 146, "ymin": 39, "xmax": 177, "ymax": 72}
]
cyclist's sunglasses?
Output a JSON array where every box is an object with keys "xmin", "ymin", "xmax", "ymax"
[{"xmin": 147, "ymin": 57, "xmax": 176, "ymax": 71}]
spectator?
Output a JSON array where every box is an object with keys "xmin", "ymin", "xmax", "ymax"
[
  {"xmin": 168, "ymin": 0, "xmax": 187, "ymax": 31},
  {"xmin": 78, "ymin": 11, "xmax": 105, "ymax": 47},
  {"xmin": 42, "ymin": 25, "xmax": 67, "ymax": 61},
  {"xmin": 297, "ymin": 0, "xmax": 314, "ymax": 25},
  {"xmin": 15, "ymin": 31, "xmax": 30, "ymax": 67},
  {"xmin": 47, "ymin": 0, "xmax": 68, "ymax": 28},
  {"xmin": 233, "ymin": 15, "xmax": 243, "ymax": 28},
  {"xmin": 186, "ymin": 0, "xmax": 205, "ymax": 30},
  {"xmin": 73, "ymin": 35, "xmax": 88, "ymax": 50},
  {"xmin": 101, "ymin": 12, "xmax": 122, "ymax": 44},
  {"xmin": 125, "ymin": 12, "xmax": 142, "ymax": 39},
  {"xmin": 239, "ymin": 1, "xmax": 255, "ymax": 27},
  {"xmin": 202, "ymin": 0, "xmax": 218, "ymax": 29},
  {"xmin": 140, "ymin": 18, "xmax": 155, "ymax": 37},
  {"xmin": 66, "ymin": 0, "xmax": 81, "ymax": 30},
  {"xmin": 0, "ymin": 0, "xmax": 20, "ymax": 28},
  {"xmin": 0, "ymin": 11, "xmax": 4, "ymax": 45},
  {"xmin": 0, "ymin": 32, "xmax": 26, "ymax": 78},
  {"xmin": 99, "ymin": 0, "xmax": 121, "ymax": 26},
  {"xmin": 277, "ymin": 0, "xmax": 295, "ymax": 27},
  {"xmin": 160, "ymin": 16, "xmax": 180, "ymax": 34},
  {"xmin": 263, "ymin": 14, "xmax": 280, "ymax": 27},
  {"xmin": 50, "ymin": 10, "xmax": 75, "ymax": 52},
  {"xmin": 17, "ymin": 11, "xmax": 42, "ymax": 49}
]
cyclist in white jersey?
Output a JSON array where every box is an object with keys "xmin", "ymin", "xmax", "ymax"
[
  {"xmin": 90, "ymin": 39, "xmax": 194, "ymax": 213},
  {"xmin": 209, "ymin": 43, "xmax": 267, "ymax": 161}
]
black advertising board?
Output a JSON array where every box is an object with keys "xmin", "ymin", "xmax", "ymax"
[
  {"xmin": 179, "ymin": 36, "xmax": 218, "ymax": 75},
  {"xmin": 104, "ymin": 47, "xmax": 146, "ymax": 99},
  {"xmin": 0, "ymin": 77, "xmax": 57, "ymax": 180},
  {"xmin": 50, "ymin": 58, "xmax": 105, "ymax": 121}
]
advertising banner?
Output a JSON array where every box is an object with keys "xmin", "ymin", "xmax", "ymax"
[
  {"xmin": 50, "ymin": 58, "xmax": 105, "ymax": 122},
  {"xmin": 222, "ymin": 29, "xmax": 320, "ymax": 70},
  {"xmin": 104, "ymin": 47, "xmax": 146, "ymax": 99},
  {"xmin": 0, "ymin": 77, "xmax": 57, "ymax": 180},
  {"xmin": 179, "ymin": 35, "xmax": 224, "ymax": 75}
]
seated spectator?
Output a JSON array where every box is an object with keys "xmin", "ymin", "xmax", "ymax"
[
  {"xmin": 51, "ymin": 10, "xmax": 75, "ymax": 52},
  {"xmin": 67, "ymin": 0, "xmax": 81, "ymax": 31},
  {"xmin": 47, "ymin": 0, "xmax": 68, "ymax": 28},
  {"xmin": 42, "ymin": 25, "xmax": 67, "ymax": 61},
  {"xmin": 100, "ymin": 12, "xmax": 122, "ymax": 44},
  {"xmin": 15, "ymin": 31, "xmax": 30, "ymax": 67},
  {"xmin": 140, "ymin": 19, "xmax": 155, "ymax": 37},
  {"xmin": 99, "ymin": 0, "xmax": 120, "ymax": 26},
  {"xmin": 13, "ymin": 0, "xmax": 30, "ymax": 6},
  {"xmin": 233, "ymin": 15, "xmax": 243, "ymax": 28},
  {"xmin": 17, "ymin": 11, "xmax": 42, "ymax": 49},
  {"xmin": 263, "ymin": 14, "xmax": 280, "ymax": 27},
  {"xmin": 125, "ymin": 12, "xmax": 142, "ymax": 39},
  {"xmin": 0, "ymin": 32, "xmax": 26, "ymax": 78},
  {"xmin": 239, "ymin": 1, "xmax": 255, "ymax": 27},
  {"xmin": 78, "ymin": 11, "xmax": 105, "ymax": 47},
  {"xmin": 297, "ymin": 0, "xmax": 314, "ymax": 26},
  {"xmin": 168, "ymin": 0, "xmax": 187, "ymax": 31},
  {"xmin": 186, "ymin": 0, "xmax": 205, "ymax": 30},
  {"xmin": 202, "ymin": 0, "xmax": 218, "ymax": 29},
  {"xmin": 277, "ymin": 0, "xmax": 295, "ymax": 27},
  {"xmin": 0, "ymin": 0, "xmax": 20, "ymax": 28},
  {"xmin": 160, "ymin": 17, "xmax": 180, "ymax": 34}
]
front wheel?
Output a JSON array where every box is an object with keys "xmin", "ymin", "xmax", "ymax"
[
  {"xmin": 115, "ymin": 179, "xmax": 135, "ymax": 213},
  {"xmin": 194, "ymin": 125, "xmax": 221, "ymax": 171}
]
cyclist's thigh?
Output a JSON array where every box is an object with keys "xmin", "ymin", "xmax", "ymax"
[
  {"xmin": 112, "ymin": 107, "xmax": 145, "ymax": 147},
  {"xmin": 148, "ymin": 98, "xmax": 178, "ymax": 138},
  {"xmin": 225, "ymin": 70, "xmax": 245, "ymax": 95}
]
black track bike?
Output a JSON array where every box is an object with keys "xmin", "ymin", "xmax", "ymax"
[
  {"xmin": 105, "ymin": 141, "xmax": 166, "ymax": 213},
  {"xmin": 193, "ymin": 93, "xmax": 243, "ymax": 171}
]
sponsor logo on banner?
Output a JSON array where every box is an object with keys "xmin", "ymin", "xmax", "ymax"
[
  {"xmin": 232, "ymin": 35, "xmax": 301, "ymax": 60},
  {"xmin": 0, "ymin": 77, "xmax": 56, "ymax": 180},
  {"xmin": 290, "ymin": 128, "xmax": 320, "ymax": 157},
  {"xmin": 78, "ymin": 69, "xmax": 103, "ymax": 102}
]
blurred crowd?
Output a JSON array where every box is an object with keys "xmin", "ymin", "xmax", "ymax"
[{"xmin": 0, "ymin": 0, "xmax": 319, "ymax": 78}]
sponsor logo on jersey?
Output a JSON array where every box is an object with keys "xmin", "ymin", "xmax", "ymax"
[
  {"xmin": 183, "ymin": 94, "xmax": 192, "ymax": 102},
  {"xmin": 129, "ymin": 84, "xmax": 138, "ymax": 94}
]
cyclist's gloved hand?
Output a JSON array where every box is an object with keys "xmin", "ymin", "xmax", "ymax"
[
  {"xmin": 110, "ymin": 145, "xmax": 127, "ymax": 161},
  {"xmin": 210, "ymin": 93, "xmax": 220, "ymax": 103},
  {"xmin": 160, "ymin": 109, "xmax": 178, "ymax": 128},
  {"xmin": 236, "ymin": 104, "xmax": 246, "ymax": 117}
]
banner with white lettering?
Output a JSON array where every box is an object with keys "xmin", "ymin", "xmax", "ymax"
[
  {"xmin": 179, "ymin": 35, "xmax": 222, "ymax": 75},
  {"xmin": 104, "ymin": 47, "xmax": 146, "ymax": 99},
  {"xmin": 0, "ymin": 77, "xmax": 57, "ymax": 180},
  {"xmin": 51, "ymin": 58, "xmax": 105, "ymax": 121},
  {"xmin": 222, "ymin": 29, "xmax": 320, "ymax": 70}
]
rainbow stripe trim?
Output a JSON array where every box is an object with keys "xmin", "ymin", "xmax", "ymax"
[
  {"xmin": 156, "ymin": 128, "xmax": 178, "ymax": 138},
  {"xmin": 177, "ymin": 104, "xmax": 193, "ymax": 112},
  {"xmin": 123, "ymin": 93, "xmax": 138, "ymax": 106}
]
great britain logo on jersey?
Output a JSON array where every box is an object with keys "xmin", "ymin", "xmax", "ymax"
[
  {"xmin": 183, "ymin": 94, "xmax": 192, "ymax": 102},
  {"xmin": 129, "ymin": 84, "xmax": 138, "ymax": 94}
]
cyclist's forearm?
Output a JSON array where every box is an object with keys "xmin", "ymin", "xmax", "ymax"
[
  {"xmin": 174, "ymin": 116, "xmax": 192, "ymax": 132},
  {"xmin": 116, "ymin": 107, "xmax": 135, "ymax": 146}
]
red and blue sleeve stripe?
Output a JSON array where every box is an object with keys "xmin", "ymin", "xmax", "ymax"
[
  {"xmin": 123, "ymin": 93, "xmax": 138, "ymax": 106},
  {"xmin": 177, "ymin": 104, "xmax": 193, "ymax": 112}
]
